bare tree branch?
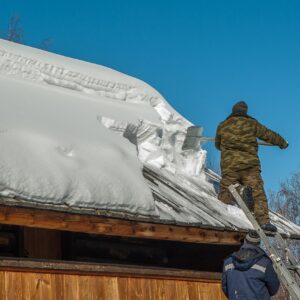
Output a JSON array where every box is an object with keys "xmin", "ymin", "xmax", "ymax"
[
  {"xmin": 3, "ymin": 14, "xmax": 53, "ymax": 50},
  {"xmin": 270, "ymin": 171, "xmax": 300, "ymax": 225},
  {"xmin": 39, "ymin": 38, "xmax": 53, "ymax": 51},
  {"xmin": 206, "ymin": 156, "xmax": 220, "ymax": 175},
  {"xmin": 269, "ymin": 171, "xmax": 300, "ymax": 262}
]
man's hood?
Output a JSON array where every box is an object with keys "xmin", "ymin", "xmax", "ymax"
[{"xmin": 231, "ymin": 244, "xmax": 266, "ymax": 271}]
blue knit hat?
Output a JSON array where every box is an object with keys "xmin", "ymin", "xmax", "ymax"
[{"xmin": 245, "ymin": 230, "xmax": 260, "ymax": 245}]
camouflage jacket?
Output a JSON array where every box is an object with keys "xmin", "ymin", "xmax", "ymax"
[{"xmin": 215, "ymin": 113, "xmax": 287, "ymax": 175}]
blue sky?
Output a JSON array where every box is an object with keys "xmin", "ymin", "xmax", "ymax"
[{"xmin": 1, "ymin": 0, "xmax": 299, "ymax": 193}]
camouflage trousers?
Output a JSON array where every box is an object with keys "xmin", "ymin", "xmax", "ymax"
[{"xmin": 218, "ymin": 166, "xmax": 270, "ymax": 225}]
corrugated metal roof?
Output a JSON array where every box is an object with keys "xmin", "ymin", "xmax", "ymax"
[{"xmin": 143, "ymin": 165, "xmax": 300, "ymax": 240}]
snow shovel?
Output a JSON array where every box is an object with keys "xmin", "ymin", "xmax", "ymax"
[{"xmin": 182, "ymin": 126, "xmax": 273, "ymax": 151}]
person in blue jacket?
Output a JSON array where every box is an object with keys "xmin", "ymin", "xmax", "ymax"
[{"xmin": 222, "ymin": 230, "xmax": 280, "ymax": 300}]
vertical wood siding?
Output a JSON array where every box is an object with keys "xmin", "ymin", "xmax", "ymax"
[{"xmin": 0, "ymin": 271, "xmax": 227, "ymax": 300}]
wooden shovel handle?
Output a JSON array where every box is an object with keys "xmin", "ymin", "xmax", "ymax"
[
  {"xmin": 204, "ymin": 137, "xmax": 273, "ymax": 146},
  {"xmin": 258, "ymin": 141, "xmax": 273, "ymax": 146}
]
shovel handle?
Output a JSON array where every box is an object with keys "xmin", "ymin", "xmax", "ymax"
[
  {"xmin": 186, "ymin": 126, "xmax": 274, "ymax": 146},
  {"xmin": 197, "ymin": 137, "xmax": 274, "ymax": 146},
  {"xmin": 258, "ymin": 141, "xmax": 273, "ymax": 146}
]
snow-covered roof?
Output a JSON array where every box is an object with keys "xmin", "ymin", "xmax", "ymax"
[{"xmin": 0, "ymin": 39, "xmax": 299, "ymax": 239}]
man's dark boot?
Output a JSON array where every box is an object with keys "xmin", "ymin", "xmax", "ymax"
[
  {"xmin": 261, "ymin": 223, "xmax": 277, "ymax": 232},
  {"xmin": 240, "ymin": 186, "xmax": 254, "ymax": 211}
]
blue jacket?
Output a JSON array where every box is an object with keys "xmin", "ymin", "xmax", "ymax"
[{"xmin": 222, "ymin": 243, "xmax": 280, "ymax": 300}]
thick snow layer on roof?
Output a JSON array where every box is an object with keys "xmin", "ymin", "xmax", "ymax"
[
  {"xmin": 0, "ymin": 40, "xmax": 299, "ymax": 239},
  {"xmin": 0, "ymin": 39, "xmax": 206, "ymax": 217}
]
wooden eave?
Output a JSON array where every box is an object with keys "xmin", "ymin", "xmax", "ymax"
[
  {"xmin": 0, "ymin": 258, "xmax": 222, "ymax": 282},
  {"xmin": 0, "ymin": 205, "xmax": 244, "ymax": 246}
]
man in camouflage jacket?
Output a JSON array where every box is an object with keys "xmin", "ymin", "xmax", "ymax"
[{"xmin": 215, "ymin": 101, "xmax": 288, "ymax": 231}]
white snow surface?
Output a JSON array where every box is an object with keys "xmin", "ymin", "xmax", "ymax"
[{"xmin": 0, "ymin": 39, "xmax": 206, "ymax": 217}]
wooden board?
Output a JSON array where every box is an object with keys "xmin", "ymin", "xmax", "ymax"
[
  {"xmin": 0, "ymin": 205, "xmax": 244, "ymax": 245},
  {"xmin": 0, "ymin": 270, "xmax": 227, "ymax": 300}
]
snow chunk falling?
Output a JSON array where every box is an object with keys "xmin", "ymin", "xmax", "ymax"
[{"xmin": 100, "ymin": 116, "xmax": 207, "ymax": 177}]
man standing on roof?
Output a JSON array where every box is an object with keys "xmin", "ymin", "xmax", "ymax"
[
  {"xmin": 222, "ymin": 231, "xmax": 280, "ymax": 300},
  {"xmin": 215, "ymin": 101, "xmax": 288, "ymax": 232}
]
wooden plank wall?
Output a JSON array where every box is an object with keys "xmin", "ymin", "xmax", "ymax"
[{"xmin": 0, "ymin": 270, "xmax": 227, "ymax": 300}]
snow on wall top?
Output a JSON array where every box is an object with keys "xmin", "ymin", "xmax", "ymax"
[{"xmin": 0, "ymin": 40, "xmax": 299, "ymax": 239}]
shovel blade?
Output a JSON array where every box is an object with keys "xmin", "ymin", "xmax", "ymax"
[{"xmin": 182, "ymin": 126, "xmax": 204, "ymax": 151}]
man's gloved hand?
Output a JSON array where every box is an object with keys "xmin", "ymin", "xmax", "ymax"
[{"xmin": 280, "ymin": 141, "xmax": 289, "ymax": 149}]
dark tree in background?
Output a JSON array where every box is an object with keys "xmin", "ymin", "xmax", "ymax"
[
  {"xmin": 270, "ymin": 171, "xmax": 300, "ymax": 230},
  {"xmin": 39, "ymin": 38, "xmax": 53, "ymax": 50},
  {"xmin": 269, "ymin": 171, "xmax": 300, "ymax": 300},
  {"xmin": 206, "ymin": 158, "xmax": 220, "ymax": 175},
  {"xmin": 2, "ymin": 14, "xmax": 52, "ymax": 50},
  {"xmin": 6, "ymin": 14, "xmax": 23, "ymax": 43},
  {"xmin": 269, "ymin": 170, "xmax": 300, "ymax": 258}
]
